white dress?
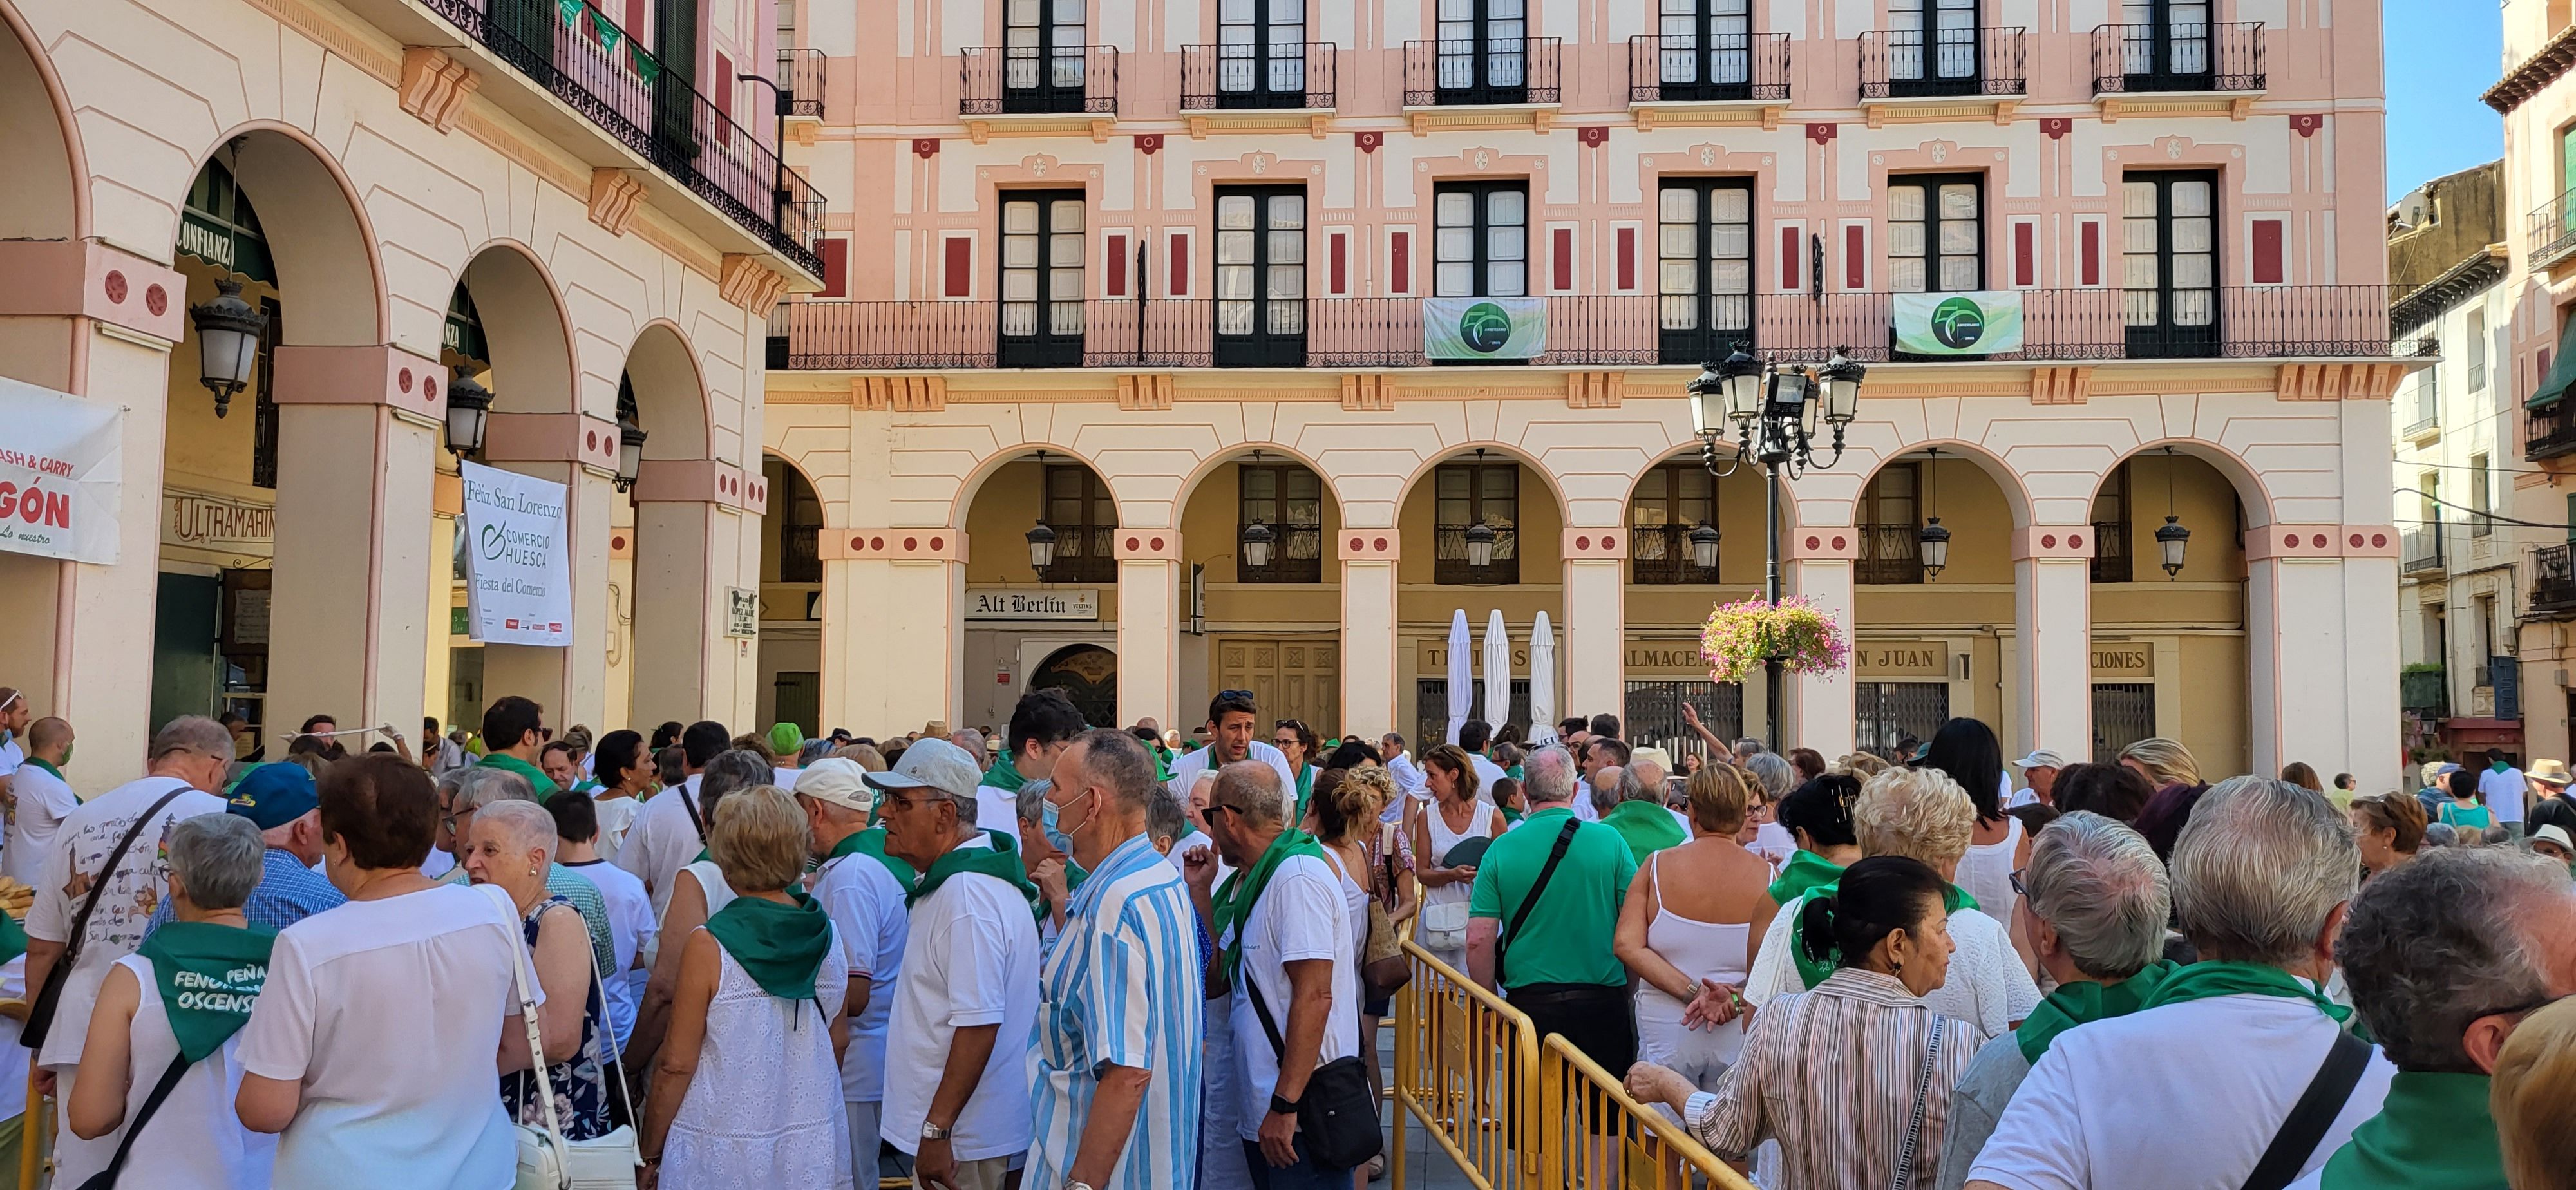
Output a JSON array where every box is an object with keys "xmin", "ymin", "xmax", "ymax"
[
  {"xmin": 661, "ymin": 935, "xmax": 855, "ymax": 1189},
  {"xmin": 1419, "ymin": 798, "xmax": 1499, "ymax": 972}
]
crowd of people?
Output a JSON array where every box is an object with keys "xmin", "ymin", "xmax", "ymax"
[{"xmin": 5, "ymin": 677, "xmax": 2576, "ymax": 1188}]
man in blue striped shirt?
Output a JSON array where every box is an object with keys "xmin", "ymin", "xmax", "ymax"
[{"xmin": 1027, "ymin": 728, "xmax": 1205, "ymax": 1190}]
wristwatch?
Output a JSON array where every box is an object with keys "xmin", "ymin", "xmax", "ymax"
[
  {"xmin": 1269, "ymin": 1093, "xmax": 1302, "ymax": 1117},
  {"xmin": 920, "ymin": 1120, "xmax": 951, "ymax": 1142},
  {"xmin": 1063, "ymin": 1181, "xmax": 1096, "ymax": 1190}
]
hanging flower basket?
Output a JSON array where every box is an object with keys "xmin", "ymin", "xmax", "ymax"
[{"xmin": 1698, "ymin": 596, "xmax": 1850, "ymax": 685}]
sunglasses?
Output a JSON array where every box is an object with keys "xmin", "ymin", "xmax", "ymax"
[{"xmin": 1218, "ymin": 690, "xmax": 1255, "ymax": 702}]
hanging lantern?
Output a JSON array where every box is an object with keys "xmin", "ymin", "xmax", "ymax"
[
  {"xmin": 2156, "ymin": 515, "xmax": 2191, "ymax": 578},
  {"xmin": 1918, "ymin": 516, "xmax": 1953, "ymax": 580},
  {"xmin": 1242, "ymin": 518, "xmax": 1276, "ymax": 569},
  {"xmin": 1026, "ymin": 521, "xmax": 1057, "ymax": 571},
  {"xmin": 190, "ymin": 278, "xmax": 268, "ymax": 419},
  {"xmin": 1688, "ymin": 520, "xmax": 1721, "ymax": 571},
  {"xmin": 1464, "ymin": 518, "xmax": 1497, "ymax": 570},
  {"xmin": 443, "ymin": 370, "xmax": 492, "ymax": 457},
  {"xmin": 1815, "ymin": 346, "xmax": 1866, "ymax": 427},
  {"xmin": 614, "ymin": 417, "xmax": 648, "ymax": 493}
]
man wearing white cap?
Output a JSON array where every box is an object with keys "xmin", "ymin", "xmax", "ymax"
[
  {"xmin": 2530, "ymin": 823, "xmax": 2576, "ymax": 867},
  {"xmin": 795, "ymin": 757, "xmax": 916, "ymax": 1182},
  {"xmin": 2009, "ymin": 750, "xmax": 2066, "ymax": 809}
]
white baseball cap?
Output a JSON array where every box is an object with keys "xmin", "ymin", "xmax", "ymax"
[
  {"xmin": 792, "ymin": 757, "xmax": 872, "ymax": 814},
  {"xmin": 2012, "ymin": 750, "xmax": 2067, "ymax": 770}
]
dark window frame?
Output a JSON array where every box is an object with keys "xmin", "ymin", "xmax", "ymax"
[
  {"xmin": 1434, "ymin": 458, "xmax": 1520, "ymax": 585},
  {"xmin": 998, "ymin": 189, "xmax": 1087, "ymax": 368},
  {"xmin": 1215, "ymin": 0, "xmax": 1309, "ymax": 107},
  {"xmin": 1857, "ymin": 461, "xmax": 1923, "ymax": 585},
  {"xmin": 1038, "ymin": 463, "xmax": 1119, "ymax": 583},
  {"xmin": 2121, "ymin": 169, "xmax": 2221, "ymax": 358},
  {"xmin": 1657, "ymin": 177, "xmax": 1756, "ymax": 364},
  {"xmin": 1434, "ymin": 0, "xmax": 1532, "ymax": 103},
  {"xmin": 1629, "ymin": 462, "xmax": 1723, "ymax": 585},
  {"xmin": 1213, "ymin": 184, "xmax": 1309, "ymax": 368},
  {"xmin": 2090, "ymin": 460, "xmax": 2132, "ymax": 583},
  {"xmin": 1888, "ymin": 172, "xmax": 1985, "ymax": 295},
  {"xmin": 1236, "ymin": 461, "xmax": 1325, "ymax": 583},
  {"xmin": 1433, "ymin": 180, "xmax": 1530, "ymax": 299}
]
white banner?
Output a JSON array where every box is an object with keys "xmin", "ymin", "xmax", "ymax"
[
  {"xmin": 459, "ymin": 460, "xmax": 573, "ymax": 647},
  {"xmin": 0, "ymin": 376, "xmax": 124, "ymax": 565}
]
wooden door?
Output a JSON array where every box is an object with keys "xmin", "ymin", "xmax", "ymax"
[{"xmin": 1218, "ymin": 638, "xmax": 1340, "ymax": 733}]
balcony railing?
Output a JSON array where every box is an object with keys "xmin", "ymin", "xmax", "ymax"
[
  {"xmin": 1629, "ymin": 523, "xmax": 1724, "ymax": 585},
  {"xmin": 961, "ymin": 46, "xmax": 1119, "ymax": 116},
  {"xmin": 1181, "ymin": 43, "xmax": 1337, "ymax": 109},
  {"xmin": 2401, "ymin": 520, "xmax": 2445, "ymax": 574},
  {"xmin": 768, "ymin": 286, "xmax": 2413, "ymax": 371},
  {"xmin": 2531, "ymin": 402, "xmax": 2576, "ymax": 460},
  {"xmin": 420, "ymin": 0, "xmax": 823, "ymax": 274},
  {"xmin": 2090, "ymin": 23, "xmax": 2265, "ymax": 93},
  {"xmin": 1856, "ymin": 524, "xmax": 1923, "ymax": 585},
  {"xmin": 1626, "ymin": 33, "xmax": 1792, "ymax": 103},
  {"xmin": 779, "ymin": 525, "xmax": 821, "ymax": 582},
  {"xmin": 778, "ymin": 48, "xmax": 824, "ymax": 117},
  {"xmin": 1860, "ymin": 27, "xmax": 2027, "ymax": 99},
  {"xmin": 1403, "ymin": 38, "xmax": 1563, "ymax": 106},
  {"xmin": 2530, "ymin": 187, "xmax": 2576, "ymax": 269},
  {"xmin": 2538, "ymin": 545, "xmax": 2576, "ymax": 615},
  {"xmin": 2401, "ymin": 666, "xmax": 2448, "ymax": 717}
]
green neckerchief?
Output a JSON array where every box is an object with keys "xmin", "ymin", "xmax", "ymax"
[
  {"xmin": 1294, "ymin": 765, "xmax": 1316, "ymax": 822},
  {"xmin": 1767, "ymin": 850, "xmax": 1846, "ymax": 905},
  {"xmin": 477, "ymin": 753, "xmax": 561, "ymax": 802},
  {"xmin": 0, "ymin": 913, "xmax": 25, "ymax": 966},
  {"xmin": 23, "ymin": 758, "xmax": 62, "ymax": 783},
  {"xmin": 2320, "ymin": 1072, "xmax": 2502, "ymax": 1190},
  {"xmin": 2015, "ymin": 961, "xmax": 2177, "ymax": 1066},
  {"xmin": 1506, "ymin": 765, "xmax": 1526, "ymax": 782},
  {"xmin": 1501, "ymin": 804, "xmax": 1525, "ymax": 825},
  {"xmin": 1790, "ymin": 880, "xmax": 1978, "ymax": 990},
  {"xmin": 571, "ymin": 777, "xmax": 600, "ymax": 795},
  {"xmin": 137, "ymin": 921, "xmax": 278, "ymax": 1062},
  {"xmin": 980, "ymin": 751, "xmax": 1025, "ymax": 793},
  {"xmin": 703, "ymin": 891, "xmax": 835, "ymax": 1001},
  {"xmin": 907, "ymin": 831, "xmax": 1044, "ymax": 920},
  {"xmin": 828, "ymin": 826, "xmax": 918, "ymax": 889},
  {"xmin": 1151, "ymin": 745, "xmax": 1173, "ymax": 782},
  {"xmin": 1213, "ymin": 828, "xmax": 1328, "ymax": 984},
  {"xmin": 2137, "ymin": 959, "xmax": 2353, "ymax": 1023}
]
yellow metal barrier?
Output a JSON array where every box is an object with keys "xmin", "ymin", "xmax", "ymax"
[
  {"xmin": 1535, "ymin": 1034, "xmax": 1756, "ymax": 1190},
  {"xmin": 1389, "ymin": 940, "xmax": 1539, "ymax": 1190}
]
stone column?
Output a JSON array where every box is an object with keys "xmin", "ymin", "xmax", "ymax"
[
  {"xmin": 1561, "ymin": 529, "xmax": 1629, "ymax": 726},
  {"xmin": 264, "ymin": 346, "xmax": 444, "ymax": 740},
  {"xmin": 1340, "ymin": 531, "xmax": 1402, "ymax": 737},
  {"xmin": 0, "ymin": 241, "xmax": 186, "ymax": 789},
  {"xmin": 628, "ymin": 460, "xmax": 765, "ymax": 728},
  {"xmin": 822, "ymin": 528, "xmax": 963, "ymax": 735},
  {"xmin": 2013, "ymin": 527, "xmax": 2097, "ymax": 763},
  {"xmin": 477, "ymin": 413, "xmax": 620, "ymax": 732},
  {"xmin": 1785, "ymin": 528, "xmax": 1859, "ymax": 759},
  {"xmin": 1115, "ymin": 529, "xmax": 1183, "ymax": 731},
  {"xmin": 2248, "ymin": 526, "xmax": 2403, "ymax": 793}
]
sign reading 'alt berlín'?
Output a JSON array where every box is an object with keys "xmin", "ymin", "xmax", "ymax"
[{"xmin": 966, "ymin": 588, "xmax": 1100, "ymax": 621}]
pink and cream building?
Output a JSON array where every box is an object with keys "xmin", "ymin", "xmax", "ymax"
[
  {"xmin": 750, "ymin": 0, "xmax": 2410, "ymax": 786},
  {"xmin": 0, "ymin": 0, "xmax": 820, "ymax": 788}
]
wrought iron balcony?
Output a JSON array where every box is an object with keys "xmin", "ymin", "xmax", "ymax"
[
  {"xmin": 2531, "ymin": 187, "xmax": 2576, "ymax": 269},
  {"xmin": 961, "ymin": 46, "xmax": 1119, "ymax": 116},
  {"xmin": 1627, "ymin": 33, "xmax": 1792, "ymax": 103},
  {"xmin": 1403, "ymin": 38, "xmax": 1563, "ymax": 106},
  {"xmin": 2535, "ymin": 543, "xmax": 2576, "ymax": 616},
  {"xmin": 1859, "ymin": 27, "xmax": 2027, "ymax": 99},
  {"xmin": 2401, "ymin": 666, "xmax": 2448, "ymax": 717},
  {"xmin": 2531, "ymin": 402, "xmax": 2576, "ymax": 460},
  {"xmin": 778, "ymin": 48, "xmax": 824, "ymax": 117},
  {"xmin": 415, "ymin": 0, "xmax": 824, "ymax": 275},
  {"xmin": 2090, "ymin": 23, "xmax": 2266, "ymax": 94},
  {"xmin": 1181, "ymin": 43, "xmax": 1337, "ymax": 110},
  {"xmin": 2401, "ymin": 521, "xmax": 2445, "ymax": 574}
]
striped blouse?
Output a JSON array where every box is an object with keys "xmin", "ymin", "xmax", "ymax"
[{"xmin": 1683, "ymin": 967, "xmax": 1982, "ymax": 1190}]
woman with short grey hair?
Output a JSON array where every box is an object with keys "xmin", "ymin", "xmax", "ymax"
[{"xmin": 465, "ymin": 799, "xmax": 614, "ymax": 1142}]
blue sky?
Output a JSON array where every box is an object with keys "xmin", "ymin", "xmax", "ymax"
[{"xmin": 2387, "ymin": 0, "xmax": 2506, "ymax": 202}]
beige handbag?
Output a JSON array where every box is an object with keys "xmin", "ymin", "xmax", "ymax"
[{"xmin": 486, "ymin": 884, "xmax": 641, "ymax": 1190}]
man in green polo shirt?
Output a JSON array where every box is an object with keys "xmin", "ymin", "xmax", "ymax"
[
  {"xmin": 1466, "ymin": 743, "xmax": 1640, "ymax": 1074},
  {"xmin": 472, "ymin": 695, "xmax": 560, "ymax": 801}
]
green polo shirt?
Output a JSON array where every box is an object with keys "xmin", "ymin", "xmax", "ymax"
[{"xmin": 1467, "ymin": 805, "xmax": 1638, "ymax": 989}]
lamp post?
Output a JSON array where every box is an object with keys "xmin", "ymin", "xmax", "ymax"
[{"xmin": 1689, "ymin": 343, "xmax": 1866, "ymax": 751}]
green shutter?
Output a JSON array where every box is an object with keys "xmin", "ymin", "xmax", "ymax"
[{"xmin": 2532, "ymin": 314, "xmax": 2576, "ymax": 411}]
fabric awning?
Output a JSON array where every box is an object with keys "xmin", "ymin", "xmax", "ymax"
[{"xmin": 2532, "ymin": 314, "xmax": 2576, "ymax": 411}]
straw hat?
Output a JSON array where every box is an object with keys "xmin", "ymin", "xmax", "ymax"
[{"xmin": 2530, "ymin": 759, "xmax": 2573, "ymax": 788}]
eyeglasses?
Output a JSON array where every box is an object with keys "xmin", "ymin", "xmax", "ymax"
[
  {"xmin": 2009, "ymin": 867, "xmax": 2028, "ymax": 898},
  {"xmin": 2470, "ymin": 990, "xmax": 2573, "ymax": 1021},
  {"xmin": 875, "ymin": 790, "xmax": 947, "ymax": 814}
]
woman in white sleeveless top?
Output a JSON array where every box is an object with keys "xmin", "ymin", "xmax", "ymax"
[
  {"xmin": 1412, "ymin": 745, "xmax": 1499, "ymax": 975},
  {"xmin": 1615, "ymin": 764, "xmax": 1771, "ymax": 1095},
  {"xmin": 1923, "ymin": 718, "xmax": 2029, "ymax": 931}
]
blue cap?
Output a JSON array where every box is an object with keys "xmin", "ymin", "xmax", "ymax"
[{"xmin": 227, "ymin": 763, "xmax": 319, "ymax": 831}]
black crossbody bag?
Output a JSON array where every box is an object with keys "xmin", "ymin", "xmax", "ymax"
[
  {"xmin": 1244, "ymin": 974, "xmax": 1382, "ymax": 1173},
  {"xmin": 24, "ymin": 788, "xmax": 191, "ymax": 1050}
]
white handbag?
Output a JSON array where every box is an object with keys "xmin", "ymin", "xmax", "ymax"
[
  {"xmin": 1420, "ymin": 900, "xmax": 1470, "ymax": 950},
  {"xmin": 487, "ymin": 884, "xmax": 641, "ymax": 1190}
]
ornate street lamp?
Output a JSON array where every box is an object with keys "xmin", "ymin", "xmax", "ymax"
[
  {"xmin": 1687, "ymin": 520, "xmax": 1721, "ymax": 571},
  {"xmin": 190, "ymin": 278, "xmax": 268, "ymax": 419},
  {"xmin": 1918, "ymin": 517, "xmax": 1953, "ymax": 580},
  {"xmin": 2156, "ymin": 446, "xmax": 2190, "ymax": 578},
  {"xmin": 1025, "ymin": 521, "xmax": 1057, "ymax": 572},
  {"xmin": 443, "ymin": 370, "xmax": 491, "ymax": 457},
  {"xmin": 1464, "ymin": 519, "xmax": 1497, "ymax": 571},
  {"xmin": 614, "ymin": 416, "xmax": 648, "ymax": 493},
  {"xmin": 1241, "ymin": 518, "xmax": 1276, "ymax": 570}
]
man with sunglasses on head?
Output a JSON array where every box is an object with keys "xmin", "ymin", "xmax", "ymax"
[{"xmin": 1166, "ymin": 693, "xmax": 1296, "ymax": 824}]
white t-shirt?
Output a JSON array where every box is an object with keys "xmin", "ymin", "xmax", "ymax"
[
  {"xmin": 2479, "ymin": 766, "xmax": 2529, "ymax": 825},
  {"xmin": 1745, "ymin": 900, "xmax": 2038, "ymax": 1042},
  {"xmin": 1569, "ymin": 780, "xmax": 1602, "ymax": 822},
  {"xmin": 101, "ymin": 952, "xmax": 279, "ymax": 1188},
  {"xmin": 24, "ymin": 775, "xmax": 229, "ymax": 1067},
  {"xmin": 236, "ymin": 883, "xmax": 526, "ymax": 1190},
  {"xmin": 1167, "ymin": 742, "xmax": 1298, "ymax": 821},
  {"xmin": 0, "ymin": 737, "xmax": 21, "ymax": 777},
  {"xmin": 972, "ymin": 784, "xmax": 1025, "ymax": 849},
  {"xmin": 882, "ymin": 833, "xmax": 1043, "ymax": 1162},
  {"xmin": 614, "ymin": 775, "xmax": 708, "ymax": 917},
  {"xmin": 590, "ymin": 793, "xmax": 641, "ymax": 865},
  {"xmin": 1224, "ymin": 852, "xmax": 1359, "ymax": 1141},
  {"xmin": 1468, "ymin": 753, "xmax": 1511, "ymax": 799},
  {"xmin": 560, "ymin": 858, "xmax": 653, "ymax": 1047},
  {"xmin": 811, "ymin": 845, "xmax": 913, "ymax": 1103},
  {"xmin": 5, "ymin": 760, "xmax": 80, "ymax": 886},
  {"xmin": 1967, "ymin": 990, "xmax": 2395, "ymax": 1190}
]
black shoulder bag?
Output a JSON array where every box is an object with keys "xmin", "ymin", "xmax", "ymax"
[
  {"xmin": 1241, "ymin": 860, "xmax": 1385, "ymax": 1173},
  {"xmin": 77, "ymin": 1053, "xmax": 189, "ymax": 1189},
  {"xmin": 24, "ymin": 788, "xmax": 191, "ymax": 1050},
  {"xmin": 1493, "ymin": 818, "xmax": 1581, "ymax": 986},
  {"xmin": 2237, "ymin": 1028, "xmax": 2373, "ymax": 1190}
]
